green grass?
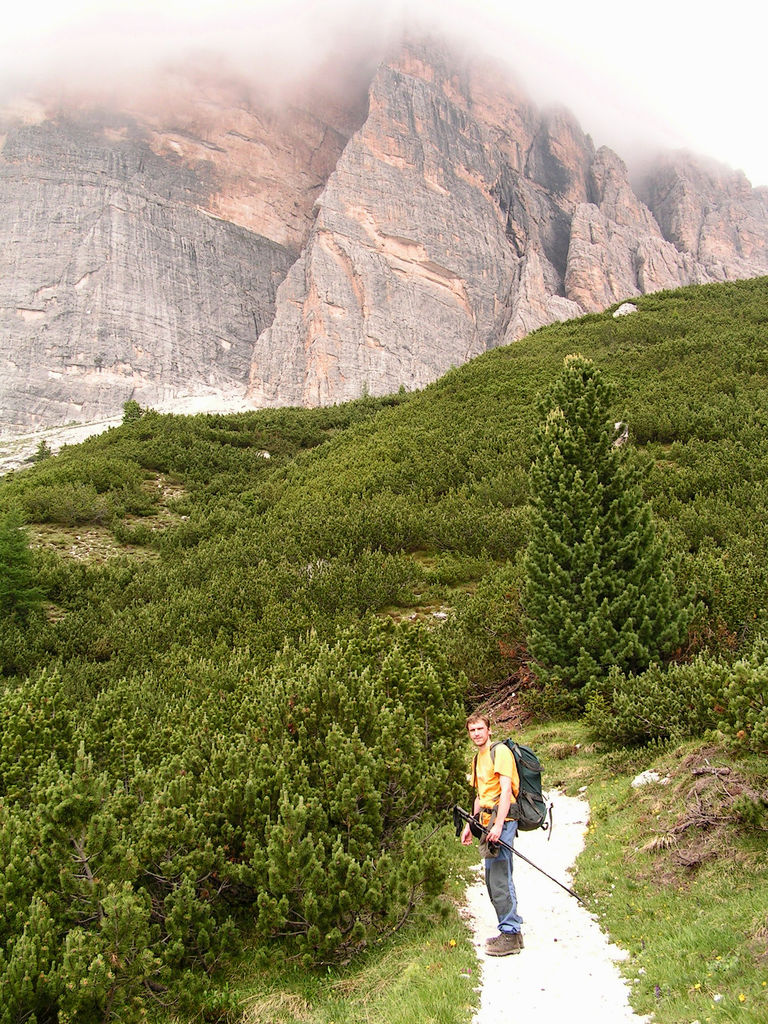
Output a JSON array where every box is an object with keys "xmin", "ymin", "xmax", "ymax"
[
  {"xmin": 534, "ymin": 728, "xmax": 768, "ymax": 1024},
  {"xmin": 234, "ymin": 919, "xmax": 477, "ymax": 1024}
]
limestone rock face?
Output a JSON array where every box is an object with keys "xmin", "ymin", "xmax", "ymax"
[
  {"xmin": 248, "ymin": 44, "xmax": 768, "ymax": 409},
  {"xmin": 121, "ymin": 65, "xmax": 369, "ymax": 252},
  {"xmin": 639, "ymin": 154, "xmax": 768, "ymax": 280},
  {"xmin": 249, "ymin": 43, "xmax": 597, "ymax": 406},
  {"xmin": 0, "ymin": 115, "xmax": 293, "ymax": 432},
  {"xmin": 564, "ymin": 147, "xmax": 707, "ymax": 311},
  {"xmin": 0, "ymin": 70, "xmax": 367, "ymax": 434},
  {"xmin": 250, "ymin": 45, "xmax": 522, "ymax": 405},
  {"xmin": 3, "ymin": 38, "xmax": 768, "ymax": 433}
]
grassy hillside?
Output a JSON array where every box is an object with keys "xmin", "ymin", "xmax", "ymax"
[{"xmin": 1, "ymin": 277, "xmax": 768, "ymax": 1022}]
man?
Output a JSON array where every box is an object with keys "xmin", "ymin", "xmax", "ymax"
[{"xmin": 460, "ymin": 712, "xmax": 524, "ymax": 956}]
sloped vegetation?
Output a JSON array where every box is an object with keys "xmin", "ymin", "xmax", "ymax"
[{"xmin": 1, "ymin": 277, "xmax": 768, "ymax": 1021}]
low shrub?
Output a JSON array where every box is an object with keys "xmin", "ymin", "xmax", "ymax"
[
  {"xmin": 584, "ymin": 656, "xmax": 728, "ymax": 747},
  {"xmin": 719, "ymin": 641, "xmax": 768, "ymax": 754},
  {"xmin": 0, "ymin": 620, "xmax": 468, "ymax": 1021},
  {"xmin": 225, "ymin": 620, "xmax": 467, "ymax": 965}
]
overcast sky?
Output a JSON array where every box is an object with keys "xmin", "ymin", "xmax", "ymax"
[{"xmin": 2, "ymin": 0, "xmax": 767, "ymax": 186}]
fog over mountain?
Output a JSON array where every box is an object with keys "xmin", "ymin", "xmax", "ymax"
[
  {"xmin": 2, "ymin": 5, "xmax": 767, "ymax": 435},
  {"xmin": 3, "ymin": 0, "xmax": 766, "ymax": 186}
]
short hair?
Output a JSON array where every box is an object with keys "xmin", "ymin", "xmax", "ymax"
[{"xmin": 465, "ymin": 712, "xmax": 491, "ymax": 730}]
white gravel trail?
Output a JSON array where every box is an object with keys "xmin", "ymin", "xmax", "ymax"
[{"xmin": 463, "ymin": 790, "xmax": 651, "ymax": 1023}]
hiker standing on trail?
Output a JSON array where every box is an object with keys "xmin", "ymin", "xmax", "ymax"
[{"xmin": 460, "ymin": 712, "xmax": 524, "ymax": 956}]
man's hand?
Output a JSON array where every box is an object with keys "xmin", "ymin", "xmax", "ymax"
[
  {"xmin": 461, "ymin": 822, "xmax": 473, "ymax": 845},
  {"xmin": 486, "ymin": 819, "xmax": 503, "ymax": 843}
]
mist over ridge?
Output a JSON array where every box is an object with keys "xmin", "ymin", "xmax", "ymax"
[
  {"xmin": 2, "ymin": 0, "xmax": 763, "ymax": 187},
  {"xmin": 2, "ymin": 15, "xmax": 768, "ymax": 436}
]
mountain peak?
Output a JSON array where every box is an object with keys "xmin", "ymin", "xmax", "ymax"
[{"xmin": 2, "ymin": 37, "xmax": 767, "ymax": 434}]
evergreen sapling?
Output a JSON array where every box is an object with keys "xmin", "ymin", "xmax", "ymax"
[{"xmin": 523, "ymin": 354, "xmax": 693, "ymax": 702}]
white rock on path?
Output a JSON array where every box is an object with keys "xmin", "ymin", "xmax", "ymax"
[{"xmin": 463, "ymin": 790, "xmax": 651, "ymax": 1023}]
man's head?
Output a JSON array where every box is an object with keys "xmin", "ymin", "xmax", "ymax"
[{"xmin": 466, "ymin": 712, "xmax": 491, "ymax": 748}]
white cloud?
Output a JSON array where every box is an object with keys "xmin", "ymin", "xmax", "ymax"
[{"xmin": 2, "ymin": 0, "xmax": 767, "ymax": 186}]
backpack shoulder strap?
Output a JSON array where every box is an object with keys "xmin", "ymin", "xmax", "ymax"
[{"xmin": 474, "ymin": 741, "xmax": 506, "ymax": 787}]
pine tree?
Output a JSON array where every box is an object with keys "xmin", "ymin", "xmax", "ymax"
[
  {"xmin": 32, "ymin": 439, "xmax": 53, "ymax": 462},
  {"xmin": 523, "ymin": 354, "xmax": 692, "ymax": 701},
  {"xmin": 122, "ymin": 400, "xmax": 144, "ymax": 423}
]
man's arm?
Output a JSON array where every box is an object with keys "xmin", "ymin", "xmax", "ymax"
[{"xmin": 487, "ymin": 775, "xmax": 512, "ymax": 843}]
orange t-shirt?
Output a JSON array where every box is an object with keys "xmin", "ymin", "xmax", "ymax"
[{"xmin": 474, "ymin": 742, "xmax": 520, "ymax": 811}]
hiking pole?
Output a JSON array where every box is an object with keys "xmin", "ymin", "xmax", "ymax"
[{"xmin": 452, "ymin": 805, "xmax": 586, "ymax": 907}]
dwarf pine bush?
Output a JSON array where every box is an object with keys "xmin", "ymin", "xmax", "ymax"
[
  {"xmin": 225, "ymin": 620, "xmax": 467, "ymax": 964},
  {"xmin": 0, "ymin": 620, "xmax": 466, "ymax": 1021},
  {"xmin": 719, "ymin": 643, "xmax": 768, "ymax": 753},
  {"xmin": 583, "ymin": 656, "xmax": 728, "ymax": 747}
]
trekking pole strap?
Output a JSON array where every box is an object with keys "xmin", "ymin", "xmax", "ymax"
[{"xmin": 452, "ymin": 805, "xmax": 586, "ymax": 906}]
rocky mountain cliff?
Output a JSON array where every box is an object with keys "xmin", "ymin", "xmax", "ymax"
[{"xmin": 2, "ymin": 38, "xmax": 768, "ymax": 434}]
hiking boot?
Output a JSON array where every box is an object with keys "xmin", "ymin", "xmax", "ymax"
[{"xmin": 485, "ymin": 931, "xmax": 524, "ymax": 956}]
